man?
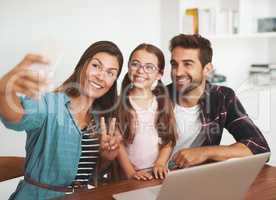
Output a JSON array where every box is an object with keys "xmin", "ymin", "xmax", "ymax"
[{"xmin": 167, "ymin": 34, "xmax": 270, "ymax": 168}]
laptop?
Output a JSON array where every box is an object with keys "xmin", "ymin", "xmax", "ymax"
[{"xmin": 113, "ymin": 152, "xmax": 270, "ymax": 200}]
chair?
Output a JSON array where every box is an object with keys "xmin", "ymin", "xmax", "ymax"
[{"xmin": 0, "ymin": 157, "xmax": 25, "ymax": 182}]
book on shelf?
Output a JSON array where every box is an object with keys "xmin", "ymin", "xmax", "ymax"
[
  {"xmin": 198, "ymin": 9, "xmax": 214, "ymax": 36},
  {"xmin": 250, "ymin": 64, "xmax": 270, "ymax": 73},
  {"xmin": 269, "ymin": 63, "xmax": 276, "ymax": 70},
  {"xmin": 183, "ymin": 8, "xmax": 215, "ymax": 35},
  {"xmin": 185, "ymin": 8, "xmax": 198, "ymax": 34}
]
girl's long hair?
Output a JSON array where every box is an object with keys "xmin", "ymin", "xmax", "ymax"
[
  {"xmin": 55, "ymin": 41, "xmax": 123, "ymax": 118},
  {"xmin": 117, "ymin": 43, "xmax": 177, "ymax": 147}
]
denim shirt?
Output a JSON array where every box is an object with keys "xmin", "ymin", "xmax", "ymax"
[{"xmin": 0, "ymin": 92, "xmax": 99, "ymax": 200}]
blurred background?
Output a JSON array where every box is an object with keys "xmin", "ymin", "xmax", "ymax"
[{"xmin": 0, "ymin": 0, "xmax": 275, "ymax": 198}]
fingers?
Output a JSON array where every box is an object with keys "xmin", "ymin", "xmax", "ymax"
[
  {"xmin": 5, "ymin": 69, "xmax": 48, "ymax": 97},
  {"xmin": 100, "ymin": 117, "xmax": 118, "ymax": 137},
  {"xmin": 114, "ymin": 126, "xmax": 123, "ymax": 142},
  {"xmin": 133, "ymin": 171, "xmax": 153, "ymax": 181},
  {"xmin": 99, "ymin": 117, "xmax": 109, "ymax": 151},
  {"xmin": 172, "ymin": 151, "xmax": 179, "ymax": 161},
  {"xmin": 100, "ymin": 117, "xmax": 121, "ymax": 151},
  {"xmin": 100, "ymin": 147, "xmax": 119, "ymax": 161},
  {"xmin": 12, "ymin": 84, "xmax": 38, "ymax": 99},
  {"xmin": 17, "ymin": 81, "xmax": 40, "ymax": 98},
  {"xmin": 100, "ymin": 137, "xmax": 110, "ymax": 151},
  {"xmin": 108, "ymin": 136, "xmax": 119, "ymax": 150},
  {"xmin": 20, "ymin": 54, "xmax": 49, "ymax": 67},
  {"xmin": 22, "ymin": 69, "xmax": 49, "ymax": 85},
  {"xmin": 174, "ymin": 153, "xmax": 182, "ymax": 166},
  {"xmin": 175, "ymin": 155, "xmax": 191, "ymax": 168},
  {"xmin": 153, "ymin": 165, "xmax": 167, "ymax": 179},
  {"xmin": 108, "ymin": 118, "xmax": 116, "ymax": 136},
  {"xmin": 141, "ymin": 172, "xmax": 153, "ymax": 180},
  {"xmin": 17, "ymin": 76, "xmax": 41, "ymax": 92},
  {"xmin": 100, "ymin": 117, "xmax": 107, "ymax": 137},
  {"xmin": 173, "ymin": 151, "xmax": 188, "ymax": 169},
  {"xmin": 175, "ymin": 156, "xmax": 186, "ymax": 168}
]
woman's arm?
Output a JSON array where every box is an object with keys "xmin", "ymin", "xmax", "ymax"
[
  {"xmin": 153, "ymin": 143, "xmax": 173, "ymax": 179},
  {"xmin": 0, "ymin": 54, "xmax": 48, "ymax": 123}
]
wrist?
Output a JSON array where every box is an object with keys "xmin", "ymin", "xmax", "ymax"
[
  {"xmin": 154, "ymin": 160, "xmax": 166, "ymax": 167},
  {"xmin": 203, "ymin": 145, "xmax": 229, "ymax": 161}
]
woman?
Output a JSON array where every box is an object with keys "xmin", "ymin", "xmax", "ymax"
[
  {"xmin": 117, "ymin": 43, "xmax": 177, "ymax": 180},
  {"xmin": 0, "ymin": 41, "xmax": 123, "ymax": 199}
]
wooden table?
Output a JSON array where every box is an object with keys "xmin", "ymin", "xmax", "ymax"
[
  {"xmin": 56, "ymin": 165, "xmax": 276, "ymax": 200},
  {"xmin": 0, "ymin": 156, "xmax": 24, "ymax": 182}
]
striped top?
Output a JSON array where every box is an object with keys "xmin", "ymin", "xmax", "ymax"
[{"xmin": 74, "ymin": 118, "xmax": 100, "ymax": 185}]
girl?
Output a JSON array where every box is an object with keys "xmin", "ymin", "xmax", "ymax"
[
  {"xmin": 117, "ymin": 43, "xmax": 177, "ymax": 180},
  {"xmin": 0, "ymin": 41, "xmax": 123, "ymax": 199}
]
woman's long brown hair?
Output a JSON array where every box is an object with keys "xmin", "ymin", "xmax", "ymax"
[
  {"xmin": 55, "ymin": 41, "xmax": 123, "ymax": 118},
  {"xmin": 117, "ymin": 43, "xmax": 177, "ymax": 147}
]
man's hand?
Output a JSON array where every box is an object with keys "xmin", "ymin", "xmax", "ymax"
[
  {"xmin": 172, "ymin": 147, "xmax": 210, "ymax": 168},
  {"xmin": 100, "ymin": 117, "xmax": 122, "ymax": 161},
  {"xmin": 172, "ymin": 143, "xmax": 253, "ymax": 168}
]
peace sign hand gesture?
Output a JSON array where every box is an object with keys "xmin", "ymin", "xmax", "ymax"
[{"xmin": 100, "ymin": 117, "xmax": 122, "ymax": 161}]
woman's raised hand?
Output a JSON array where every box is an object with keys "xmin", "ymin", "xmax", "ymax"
[
  {"xmin": 100, "ymin": 117, "xmax": 122, "ymax": 160},
  {"xmin": 0, "ymin": 54, "xmax": 49, "ymax": 98}
]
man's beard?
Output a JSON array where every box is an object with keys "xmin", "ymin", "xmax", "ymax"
[{"xmin": 175, "ymin": 75, "xmax": 203, "ymax": 96}]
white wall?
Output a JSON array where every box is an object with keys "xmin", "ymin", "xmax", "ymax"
[
  {"xmin": 160, "ymin": 0, "xmax": 180, "ymax": 84},
  {"xmin": 0, "ymin": 0, "xmax": 162, "ymax": 199},
  {"xmin": 211, "ymin": 38, "xmax": 270, "ymax": 89},
  {"xmin": 0, "ymin": 0, "xmax": 162, "ymax": 86}
]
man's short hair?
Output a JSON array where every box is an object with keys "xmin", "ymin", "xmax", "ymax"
[{"xmin": 169, "ymin": 34, "xmax": 213, "ymax": 67}]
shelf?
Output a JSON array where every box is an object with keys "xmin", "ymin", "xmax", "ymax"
[
  {"xmin": 205, "ymin": 32, "xmax": 276, "ymax": 40},
  {"xmin": 176, "ymin": 0, "xmax": 276, "ymax": 40}
]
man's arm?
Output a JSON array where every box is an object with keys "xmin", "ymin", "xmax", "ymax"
[
  {"xmin": 172, "ymin": 88, "xmax": 270, "ymax": 168},
  {"xmin": 224, "ymin": 89, "xmax": 270, "ymax": 154},
  {"xmin": 172, "ymin": 143, "xmax": 252, "ymax": 168}
]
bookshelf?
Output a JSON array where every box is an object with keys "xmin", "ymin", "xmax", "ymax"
[
  {"xmin": 177, "ymin": 0, "xmax": 276, "ymax": 38},
  {"xmin": 160, "ymin": 0, "xmax": 276, "ymax": 89},
  {"xmin": 207, "ymin": 32, "xmax": 276, "ymax": 40}
]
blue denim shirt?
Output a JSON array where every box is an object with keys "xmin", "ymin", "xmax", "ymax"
[{"xmin": 0, "ymin": 92, "xmax": 98, "ymax": 199}]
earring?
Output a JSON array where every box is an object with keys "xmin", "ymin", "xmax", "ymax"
[
  {"xmin": 151, "ymin": 80, "xmax": 158, "ymax": 91},
  {"xmin": 129, "ymin": 82, "xmax": 134, "ymax": 89}
]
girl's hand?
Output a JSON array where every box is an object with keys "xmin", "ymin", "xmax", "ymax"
[
  {"xmin": 153, "ymin": 163, "xmax": 168, "ymax": 179},
  {"xmin": 0, "ymin": 54, "xmax": 49, "ymax": 98},
  {"xmin": 132, "ymin": 170, "xmax": 153, "ymax": 181},
  {"xmin": 100, "ymin": 117, "xmax": 122, "ymax": 160}
]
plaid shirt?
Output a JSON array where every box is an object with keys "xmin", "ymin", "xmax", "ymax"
[{"xmin": 167, "ymin": 82, "xmax": 270, "ymax": 154}]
